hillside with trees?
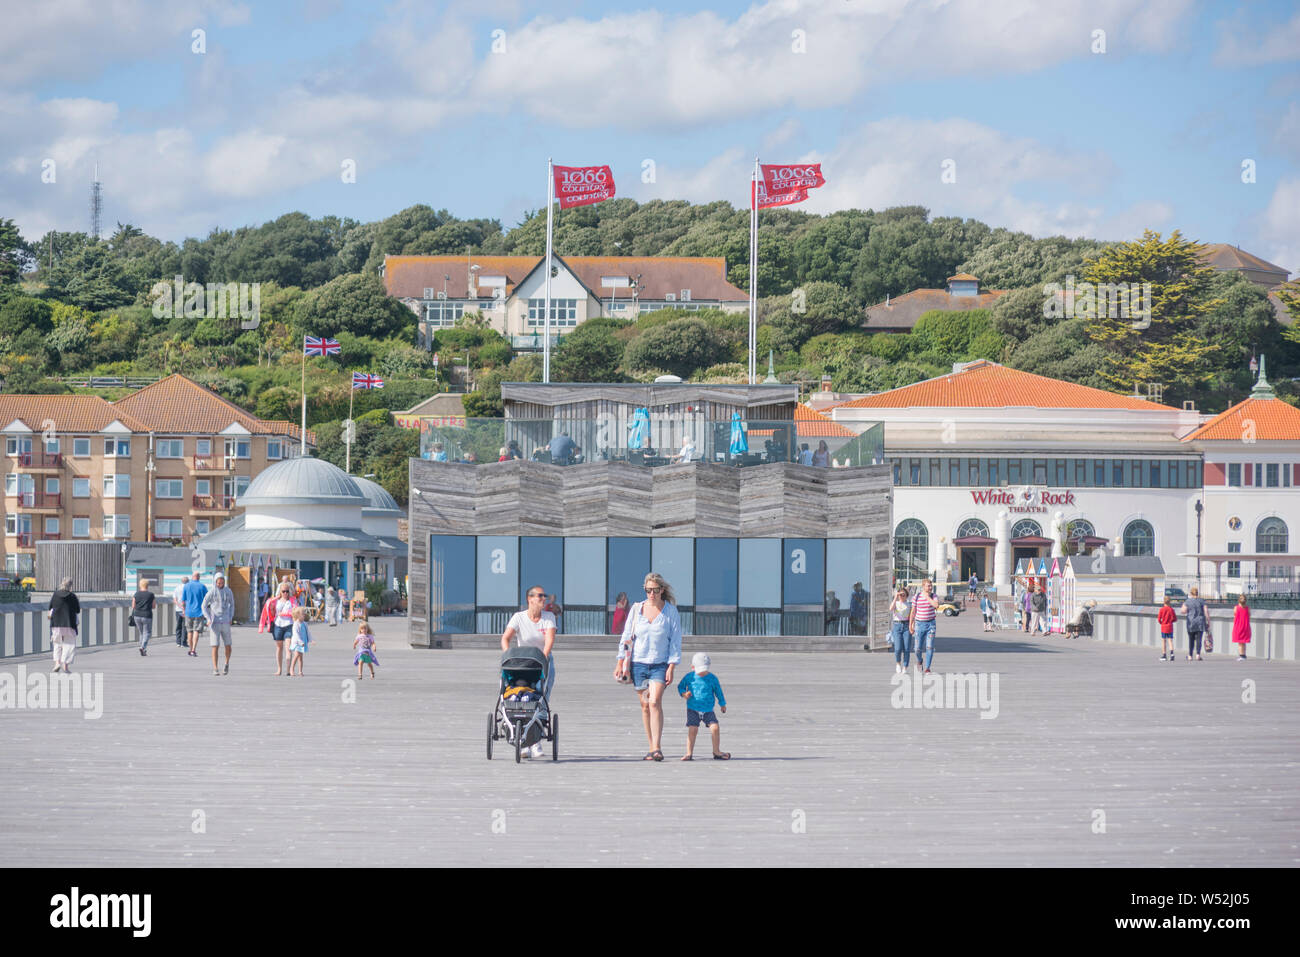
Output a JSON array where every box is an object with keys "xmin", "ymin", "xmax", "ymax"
[{"xmin": 1, "ymin": 203, "xmax": 1296, "ymax": 505}]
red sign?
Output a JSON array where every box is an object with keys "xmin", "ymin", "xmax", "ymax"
[
  {"xmin": 761, "ymin": 162, "xmax": 825, "ymax": 194},
  {"xmin": 970, "ymin": 489, "xmax": 1076, "ymax": 513},
  {"xmin": 553, "ymin": 164, "xmax": 616, "ymax": 209}
]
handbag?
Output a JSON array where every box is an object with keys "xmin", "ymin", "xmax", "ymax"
[
  {"xmin": 128, "ymin": 616, "xmax": 135, "ymax": 629},
  {"xmin": 1204, "ymin": 631, "xmax": 1213, "ymax": 653}
]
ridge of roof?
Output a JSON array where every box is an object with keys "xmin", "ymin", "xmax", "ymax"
[
  {"xmin": 1181, "ymin": 394, "xmax": 1300, "ymax": 442},
  {"xmin": 112, "ymin": 374, "xmax": 314, "ymax": 442}
]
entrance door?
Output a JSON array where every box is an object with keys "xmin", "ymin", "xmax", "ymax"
[
  {"xmin": 1013, "ymin": 547, "xmax": 1042, "ymax": 568},
  {"xmin": 959, "ymin": 547, "xmax": 987, "ymax": 582}
]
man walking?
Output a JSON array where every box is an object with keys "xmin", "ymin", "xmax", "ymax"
[
  {"xmin": 132, "ymin": 579, "xmax": 156, "ymax": 656},
  {"xmin": 203, "ymin": 572, "xmax": 236, "ymax": 675},
  {"xmin": 325, "ymin": 585, "xmax": 341, "ymax": 626},
  {"xmin": 257, "ymin": 576, "xmax": 271, "ymax": 618},
  {"xmin": 1031, "ymin": 584, "xmax": 1049, "ymax": 635},
  {"xmin": 172, "ymin": 578, "xmax": 187, "ymax": 646},
  {"xmin": 181, "ymin": 571, "xmax": 208, "ymax": 657}
]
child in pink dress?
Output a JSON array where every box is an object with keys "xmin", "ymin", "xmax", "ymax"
[{"xmin": 354, "ymin": 622, "xmax": 378, "ymax": 679}]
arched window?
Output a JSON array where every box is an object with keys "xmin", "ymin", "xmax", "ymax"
[
  {"xmin": 1257, "ymin": 517, "xmax": 1288, "ymax": 553},
  {"xmin": 1067, "ymin": 519, "xmax": 1095, "ymax": 540},
  {"xmin": 1011, "ymin": 518, "xmax": 1043, "ymax": 539},
  {"xmin": 1123, "ymin": 519, "xmax": 1154, "ymax": 556},
  {"xmin": 894, "ymin": 519, "xmax": 929, "ymax": 583},
  {"xmin": 957, "ymin": 518, "xmax": 990, "ymax": 539}
]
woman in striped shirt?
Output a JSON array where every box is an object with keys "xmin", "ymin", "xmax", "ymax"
[{"xmin": 909, "ymin": 579, "xmax": 939, "ymax": 675}]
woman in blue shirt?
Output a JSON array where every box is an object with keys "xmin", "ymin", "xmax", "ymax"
[{"xmin": 619, "ymin": 572, "xmax": 682, "ymax": 761}]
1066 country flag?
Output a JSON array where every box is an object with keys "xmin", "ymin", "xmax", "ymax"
[
  {"xmin": 351, "ymin": 372, "xmax": 384, "ymax": 390},
  {"xmin": 303, "ymin": 336, "xmax": 341, "ymax": 356},
  {"xmin": 553, "ymin": 164, "xmax": 616, "ymax": 209}
]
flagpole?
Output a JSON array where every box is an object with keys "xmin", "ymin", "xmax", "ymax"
[
  {"xmin": 544, "ymin": 157, "xmax": 554, "ymax": 383},
  {"xmin": 300, "ymin": 340, "xmax": 307, "ymax": 456},
  {"xmin": 346, "ymin": 382, "xmax": 354, "ymax": 473},
  {"xmin": 749, "ymin": 157, "xmax": 758, "ymax": 385}
]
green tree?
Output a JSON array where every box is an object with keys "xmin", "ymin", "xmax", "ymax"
[
  {"xmin": 0, "ymin": 218, "xmax": 32, "ymax": 285},
  {"xmin": 256, "ymin": 386, "xmax": 299, "ymax": 420},
  {"xmin": 1081, "ymin": 230, "xmax": 1220, "ymax": 403},
  {"xmin": 293, "ymin": 273, "xmax": 414, "ymax": 339},
  {"xmin": 1008, "ymin": 318, "xmax": 1113, "ymax": 390},
  {"xmin": 763, "ymin": 281, "xmax": 858, "ymax": 350},
  {"xmin": 552, "ymin": 318, "xmax": 627, "ymax": 382},
  {"xmin": 0, "ymin": 296, "xmax": 53, "ymax": 337},
  {"xmin": 623, "ymin": 317, "xmax": 731, "ymax": 379}
]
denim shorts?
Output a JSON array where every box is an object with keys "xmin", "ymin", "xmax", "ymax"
[
  {"xmin": 272, "ymin": 623, "xmax": 293, "ymax": 641},
  {"xmin": 631, "ymin": 661, "xmax": 668, "ymax": 691}
]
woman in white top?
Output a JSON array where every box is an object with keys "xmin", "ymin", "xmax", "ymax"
[
  {"xmin": 618, "ymin": 571, "xmax": 682, "ymax": 761},
  {"xmin": 501, "ymin": 586, "xmax": 557, "ymax": 759},
  {"xmin": 671, "ymin": 437, "xmax": 696, "ymax": 464}
]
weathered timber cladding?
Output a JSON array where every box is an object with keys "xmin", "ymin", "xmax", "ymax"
[
  {"xmin": 502, "ymin": 383, "xmax": 797, "ymax": 418},
  {"xmin": 409, "ymin": 459, "xmax": 892, "ymax": 644},
  {"xmin": 36, "ymin": 541, "xmax": 124, "ymax": 592}
]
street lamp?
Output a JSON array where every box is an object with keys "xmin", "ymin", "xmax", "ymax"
[{"xmin": 1194, "ymin": 499, "xmax": 1203, "ymax": 589}]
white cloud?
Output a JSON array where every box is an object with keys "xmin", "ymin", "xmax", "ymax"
[
  {"xmin": 653, "ymin": 116, "xmax": 1172, "ymax": 241},
  {"xmin": 1215, "ymin": 9, "xmax": 1300, "ymax": 66},
  {"xmin": 0, "ymin": 0, "xmax": 250, "ymax": 88},
  {"xmin": 467, "ymin": 0, "xmax": 1194, "ymax": 130},
  {"xmin": 1255, "ymin": 177, "xmax": 1300, "ymax": 278}
]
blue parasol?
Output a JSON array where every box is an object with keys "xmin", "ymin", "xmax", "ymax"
[
  {"xmin": 628, "ymin": 407, "xmax": 650, "ymax": 450},
  {"xmin": 729, "ymin": 411, "xmax": 748, "ymax": 455}
]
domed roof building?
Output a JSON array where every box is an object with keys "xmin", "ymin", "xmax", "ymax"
[{"xmin": 196, "ymin": 456, "xmax": 402, "ymax": 594}]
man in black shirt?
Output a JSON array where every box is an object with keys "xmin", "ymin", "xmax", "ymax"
[{"xmin": 132, "ymin": 579, "xmax": 156, "ymax": 656}]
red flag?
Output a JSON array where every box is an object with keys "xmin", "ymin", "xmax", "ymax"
[
  {"xmin": 752, "ymin": 178, "xmax": 810, "ymax": 209},
  {"xmin": 553, "ymin": 164, "xmax": 616, "ymax": 209},
  {"xmin": 761, "ymin": 162, "xmax": 825, "ymax": 195}
]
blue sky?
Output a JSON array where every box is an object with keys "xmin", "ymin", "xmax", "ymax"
[{"xmin": 3, "ymin": 0, "xmax": 1297, "ymax": 274}]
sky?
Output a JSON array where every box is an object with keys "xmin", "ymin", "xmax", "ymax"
[{"xmin": 2, "ymin": 0, "xmax": 1297, "ymax": 275}]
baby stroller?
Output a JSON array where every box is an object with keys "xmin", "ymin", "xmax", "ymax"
[{"xmin": 487, "ymin": 646, "xmax": 557, "ymax": 763}]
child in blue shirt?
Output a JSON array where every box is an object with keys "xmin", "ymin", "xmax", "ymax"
[{"xmin": 677, "ymin": 652, "xmax": 729, "ymax": 760}]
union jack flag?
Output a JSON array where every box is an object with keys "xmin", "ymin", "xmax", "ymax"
[
  {"xmin": 304, "ymin": 336, "xmax": 341, "ymax": 356},
  {"xmin": 352, "ymin": 371, "xmax": 384, "ymax": 390}
]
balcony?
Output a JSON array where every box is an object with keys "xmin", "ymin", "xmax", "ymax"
[
  {"xmin": 40, "ymin": 533, "xmax": 60, "ymax": 540},
  {"xmin": 13, "ymin": 491, "xmax": 61, "ymax": 510},
  {"xmin": 192, "ymin": 494, "xmax": 235, "ymax": 511},
  {"xmin": 190, "ymin": 455, "xmax": 234, "ymax": 473},
  {"xmin": 14, "ymin": 532, "xmax": 33, "ymax": 547},
  {"xmin": 14, "ymin": 452, "xmax": 64, "ymax": 470}
]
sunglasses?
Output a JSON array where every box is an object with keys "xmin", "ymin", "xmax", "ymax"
[{"xmin": 645, "ymin": 586, "xmax": 662, "ymax": 593}]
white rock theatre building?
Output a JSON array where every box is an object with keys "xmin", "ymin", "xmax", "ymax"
[{"xmin": 828, "ymin": 360, "xmax": 1300, "ymax": 596}]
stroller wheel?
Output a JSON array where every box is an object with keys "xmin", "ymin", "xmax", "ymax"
[
  {"xmin": 551, "ymin": 713, "xmax": 558, "ymax": 762},
  {"xmin": 486, "ymin": 712, "xmax": 494, "ymax": 760},
  {"xmin": 515, "ymin": 727, "xmax": 522, "ymax": 764}
]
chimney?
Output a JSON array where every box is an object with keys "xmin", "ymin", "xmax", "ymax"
[
  {"xmin": 820, "ymin": 376, "xmax": 832, "ymax": 392},
  {"xmin": 886, "ymin": 294, "xmax": 890, "ymax": 307}
]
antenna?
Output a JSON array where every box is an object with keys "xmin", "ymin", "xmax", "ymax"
[{"xmin": 89, "ymin": 162, "xmax": 103, "ymax": 240}]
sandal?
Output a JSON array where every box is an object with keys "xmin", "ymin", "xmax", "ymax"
[
  {"xmin": 652, "ymin": 750, "xmax": 664, "ymax": 761},
  {"xmin": 643, "ymin": 752, "xmax": 658, "ymax": 761},
  {"xmin": 713, "ymin": 752, "xmax": 731, "ymax": 760},
  {"xmin": 681, "ymin": 754, "xmax": 694, "ymax": 761}
]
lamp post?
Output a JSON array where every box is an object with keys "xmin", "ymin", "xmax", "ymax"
[{"xmin": 1194, "ymin": 499, "xmax": 1203, "ymax": 590}]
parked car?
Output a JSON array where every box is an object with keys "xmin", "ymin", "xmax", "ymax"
[
  {"xmin": 1163, "ymin": 585, "xmax": 1188, "ymax": 601},
  {"xmin": 938, "ymin": 598, "xmax": 963, "ymax": 617}
]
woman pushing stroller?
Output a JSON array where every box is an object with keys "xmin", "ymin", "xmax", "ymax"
[{"xmin": 500, "ymin": 584, "xmax": 557, "ymax": 759}]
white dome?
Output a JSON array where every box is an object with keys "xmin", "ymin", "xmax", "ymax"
[
  {"xmin": 239, "ymin": 456, "xmax": 365, "ymax": 507},
  {"xmin": 352, "ymin": 475, "xmax": 403, "ymax": 515}
]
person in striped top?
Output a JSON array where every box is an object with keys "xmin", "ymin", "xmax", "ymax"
[{"xmin": 909, "ymin": 579, "xmax": 939, "ymax": 675}]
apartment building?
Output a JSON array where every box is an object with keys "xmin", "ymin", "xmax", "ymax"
[
  {"xmin": 0, "ymin": 375, "xmax": 313, "ymax": 578},
  {"xmin": 382, "ymin": 254, "xmax": 749, "ymax": 351}
]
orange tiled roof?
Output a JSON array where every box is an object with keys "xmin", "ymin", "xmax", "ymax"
[
  {"xmin": 833, "ymin": 360, "xmax": 1178, "ymax": 411},
  {"xmin": 383, "ymin": 255, "xmax": 747, "ymax": 303},
  {"xmin": 795, "ymin": 404, "xmax": 855, "ymax": 437},
  {"xmin": 1182, "ymin": 396, "xmax": 1300, "ymax": 442},
  {"xmin": 862, "ymin": 287, "xmax": 1007, "ymax": 330},
  {"xmin": 0, "ymin": 395, "xmax": 150, "ymax": 433},
  {"xmin": 947, "ymin": 273, "xmax": 979, "ymax": 282},
  {"xmin": 112, "ymin": 374, "xmax": 314, "ymax": 443}
]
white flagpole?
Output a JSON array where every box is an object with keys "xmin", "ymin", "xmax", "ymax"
[
  {"xmin": 300, "ymin": 340, "xmax": 307, "ymax": 456},
  {"xmin": 346, "ymin": 382, "xmax": 354, "ymax": 473},
  {"xmin": 749, "ymin": 157, "xmax": 758, "ymax": 385},
  {"xmin": 544, "ymin": 158, "xmax": 554, "ymax": 383}
]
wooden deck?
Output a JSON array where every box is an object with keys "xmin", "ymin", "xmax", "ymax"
[{"xmin": 1, "ymin": 613, "xmax": 1296, "ymax": 867}]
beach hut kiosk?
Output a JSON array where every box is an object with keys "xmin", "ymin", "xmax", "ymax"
[{"xmin": 1062, "ymin": 554, "xmax": 1166, "ymax": 623}]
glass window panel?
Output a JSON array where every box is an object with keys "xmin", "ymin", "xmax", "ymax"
[
  {"xmin": 826, "ymin": 539, "xmax": 871, "ymax": 637},
  {"xmin": 607, "ymin": 537, "xmax": 651, "ymax": 606},
  {"xmin": 783, "ymin": 538, "xmax": 825, "ymax": 607},
  {"xmin": 520, "ymin": 536, "xmax": 563, "ymax": 606},
  {"xmin": 738, "ymin": 538, "xmax": 781, "ymax": 608},
  {"xmin": 476, "ymin": 535, "xmax": 518, "ymax": 607},
  {"xmin": 988, "ymin": 459, "xmax": 1000, "ymax": 485},
  {"xmin": 694, "ymin": 539, "xmax": 738, "ymax": 607},
  {"xmin": 429, "ymin": 535, "xmax": 475, "ymax": 634},
  {"xmin": 563, "ymin": 537, "xmax": 605, "ymax": 605},
  {"xmin": 651, "ymin": 538, "xmax": 694, "ymax": 606},
  {"xmin": 1008, "ymin": 459, "xmax": 1021, "ymax": 483}
]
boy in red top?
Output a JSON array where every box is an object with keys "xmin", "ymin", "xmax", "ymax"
[{"xmin": 1157, "ymin": 595, "xmax": 1177, "ymax": 662}]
